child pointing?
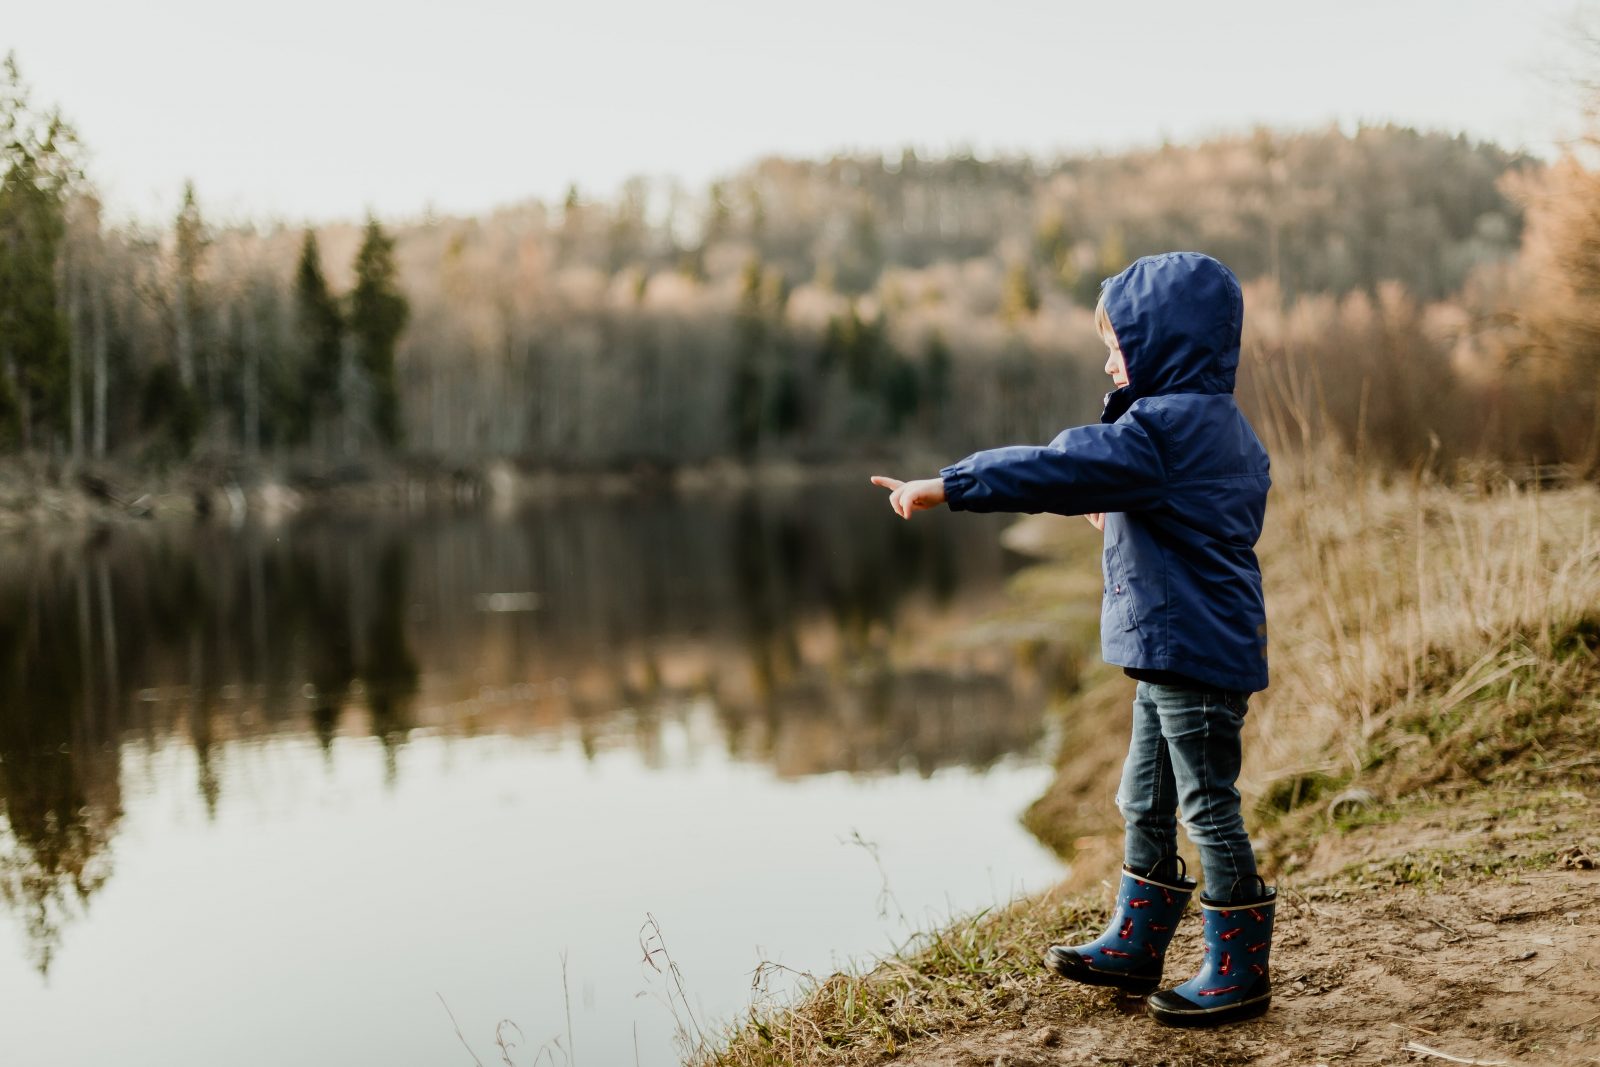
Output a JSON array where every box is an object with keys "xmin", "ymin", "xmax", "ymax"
[{"xmin": 871, "ymin": 252, "xmax": 1276, "ymax": 1027}]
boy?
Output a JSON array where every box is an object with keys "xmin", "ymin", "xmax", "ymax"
[{"xmin": 870, "ymin": 252, "xmax": 1275, "ymax": 1027}]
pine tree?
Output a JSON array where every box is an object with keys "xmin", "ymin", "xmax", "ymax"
[
  {"xmin": 290, "ymin": 230, "xmax": 344, "ymax": 449},
  {"xmin": 0, "ymin": 52, "xmax": 79, "ymax": 450},
  {"xmin": 348, "ymin": 215, "xmax": 409, "ymax": 448},
  {"xmin": 920, "ymin": 330, "xmax": 952, "ymax": 436},
  {"xmin": 173, "ymin": 180, "xmax": 208, "ymax": 394},
  {"xmin": 728, "ymin": 259, "xmax": 766, "ymax": 457},
  {"xmin": 556, "ymin": 184, "xmax": 583, "ymax": 267}
]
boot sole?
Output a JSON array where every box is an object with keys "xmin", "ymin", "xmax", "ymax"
[
  {"xmin": 1042, "ymin": 950, "xmax": 1161, "ymax": 995},
  {"xmin": 1146, "ymin": 992, "xmax": 1271, "ymax": 1027}
]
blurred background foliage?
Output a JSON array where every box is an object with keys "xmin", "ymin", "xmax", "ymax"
[{"xmin": 4, "ymin": 46, "xmax": 1599, "ymax": 477}]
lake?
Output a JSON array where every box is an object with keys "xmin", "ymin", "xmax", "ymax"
[{"xmin": 0, "ymin": 481, "xmax": 1071, "ymax": 1066}]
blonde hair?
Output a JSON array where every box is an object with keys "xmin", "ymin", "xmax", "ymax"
[{"xmin": 1094, "ymin": 292, "xmax": 1120, "ymax": 350}]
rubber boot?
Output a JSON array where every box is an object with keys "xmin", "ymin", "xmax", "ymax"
[
  {"xmin": 1146, "ymin": 877, "xmax": 1274, "ymax": 1027},
  {"xmin": 1043, "ymin": 857, "xmax": 1195, "ymax": 994}
]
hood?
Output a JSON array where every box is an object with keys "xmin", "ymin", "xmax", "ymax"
[{"xmin": 1098, "ymin": 252, "xmax": 1243, "ymax": 423}]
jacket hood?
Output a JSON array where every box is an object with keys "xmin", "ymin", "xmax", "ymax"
[{"xmin": 1098, "ymin": 252, "xmax": 1243, "ymax": 423}]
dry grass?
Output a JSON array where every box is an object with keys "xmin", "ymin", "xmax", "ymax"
[{"xmin": 1244, "ymin": 453, "xmax": 1600, "ymax": 805}]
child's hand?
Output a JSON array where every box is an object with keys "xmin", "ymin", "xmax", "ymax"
[
  {"xmin": 870, "ymin": 475, "xmax": 947, "ymax": 520},
  {"xmin": 1086, "ymin": 513, "xmax": 1105, "ymax": 531}
]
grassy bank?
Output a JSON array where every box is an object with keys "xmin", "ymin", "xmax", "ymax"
[{"xmin": 688, "ymin": 458, "xmax": 1600, "ymax": 1067}]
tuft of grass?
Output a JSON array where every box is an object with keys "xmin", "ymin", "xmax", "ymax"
[{"xmin": 683, "ymin": 889, "xmax": 1115, "ymax": 1066}]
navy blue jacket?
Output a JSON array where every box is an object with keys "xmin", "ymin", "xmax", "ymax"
[{"xmin": 940, "ymin": 252, "xmax": 1270, "ymax": 693}]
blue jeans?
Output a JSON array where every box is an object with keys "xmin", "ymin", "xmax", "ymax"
[{"xmin": 1116, "ymin": 681, "xmax": 1258, "ymax": 900}]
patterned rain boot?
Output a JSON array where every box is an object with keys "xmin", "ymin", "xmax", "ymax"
[
  {"xmin": 1146, "ymin": 877, "xmax": 1275, "ymax": 1026},
  {"xmin": 1043, "ymin": 857, "xmax": 1195, "ymax": 994}
]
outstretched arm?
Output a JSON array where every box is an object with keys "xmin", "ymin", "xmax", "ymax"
[{"xmin": 938, "ymin": 418, "xmax": 1168, "ymax": 516}]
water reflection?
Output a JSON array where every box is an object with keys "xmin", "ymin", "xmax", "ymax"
[{"xmin": 0, "ymin": 484, "xmax": 1051, "ymax": 979}]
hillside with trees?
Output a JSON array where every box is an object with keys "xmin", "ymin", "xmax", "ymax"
[{"xmin": 7, "ymin": 49, "xmax": 1586, "ymax": 481}]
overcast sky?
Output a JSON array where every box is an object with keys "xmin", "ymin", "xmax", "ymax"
[{"xmin": 5, "ymin": 0, "xmax": 1586, "ymax": 226}]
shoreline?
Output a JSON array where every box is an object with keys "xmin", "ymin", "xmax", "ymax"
[{"xmin": 0, "ymin": 452, "xmax": 957, "ymax": 532}]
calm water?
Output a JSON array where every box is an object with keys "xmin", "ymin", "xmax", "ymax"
[{"xmin": 0, "ymin": 483, "xmax": 1071, "ymax": 1066}]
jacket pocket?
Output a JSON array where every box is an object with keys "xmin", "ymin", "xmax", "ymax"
[{"xmin": 1103, "ymin": 543, "xmax": 1139, "ymax": 632}]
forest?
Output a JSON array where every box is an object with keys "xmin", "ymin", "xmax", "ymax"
[{"xmin": 4, "ymin": 48, "xmax": 1598, "ymax": 479}]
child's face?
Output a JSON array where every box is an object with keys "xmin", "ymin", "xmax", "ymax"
[{"xmin": 1103, "ymin": 334, "xmax": 1129, "ymax": 389}]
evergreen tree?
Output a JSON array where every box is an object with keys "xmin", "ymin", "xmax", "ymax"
[
  {"xmin": 348, "ymin": 215, "xmax": 409, "ymax": 448},
  {"xmin": 880, "ymin": 350, "xmax": 919, "ymax": 433},
  {"xmin": 290, "ymin": 230, "xmax": 344, "ymax": 448},
  {"xmin": 920, "ymin": 330, "xmax": 952, "ymax": 435},
  {"xmin": 138, "ymin": 360, "xmax": 201, "ymax": 456},
  {"xmin": 704, "ymin": 182, "xmax": 731, "ymax": 244},
  {"xmin": 0, "ymin": 52, "xmax": 79, "ymax": 450},
  {"xmin": 172, "ymin": 180, "xmax": 208, "ymax": 394},
  {"xmin": 728, "ymin": 259, "xmax": 766, "ymax": 457},
  {"xmin": 556, "ymin": 184, "xmax": 583, "ymax": 266}
]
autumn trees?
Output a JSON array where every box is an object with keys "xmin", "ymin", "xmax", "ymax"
[{"xmin": 10, "ymin": 45, "xmax": 1593, "ymax": 476}]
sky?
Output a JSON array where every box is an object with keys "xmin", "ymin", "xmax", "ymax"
[{"xmin": 4, "ymin": 0, "xmax": 1588, "ymax": 226}]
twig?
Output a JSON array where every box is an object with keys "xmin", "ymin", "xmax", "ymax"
[
  {"xmin": 842, "ymin": 828, "xmax": 908, "ymax": 927},
  {"xmin": 640, "ymin": 913, "xmax": 706, "ymax": 1050},
  {"xmin": 1389, "ymin": 1021, "xmax": 1439, "ymax": 1037},
  {"xmin": 561, "ymin": 949, "xmax": 576, "ymax": 1067},
  {"xmin": 1281, "ymin": 884, "xmax": 1332, "ymax": 918},
  {"xmin": 1535, "ymin": 756, "xmax": 1600, "ymax": 772},
  {"xmin": 1400, "ymin": 1041, "xmax": 1511, "ymax": 1066},
  {"xmin": 494, "ymin": 1020, "xmax": 525, "ymax": 1067},
  {"xmin": 437, "ymin": 992, "xmax": 486, "ymax": 1067}
]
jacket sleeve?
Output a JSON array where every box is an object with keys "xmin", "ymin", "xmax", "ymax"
[{"xmin": 939, "ymin": 417, "xmax": 1168, "ymax": 515}]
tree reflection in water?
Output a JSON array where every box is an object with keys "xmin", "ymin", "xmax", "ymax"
[{"xmin": 0, "ymin": 484, "xmax": 1075, "ymax": 973}]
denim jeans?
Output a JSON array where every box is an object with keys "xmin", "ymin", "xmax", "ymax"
[{"xmin": 1116, "ymin": 680, "xmax": 1258, "ymax": 900}]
